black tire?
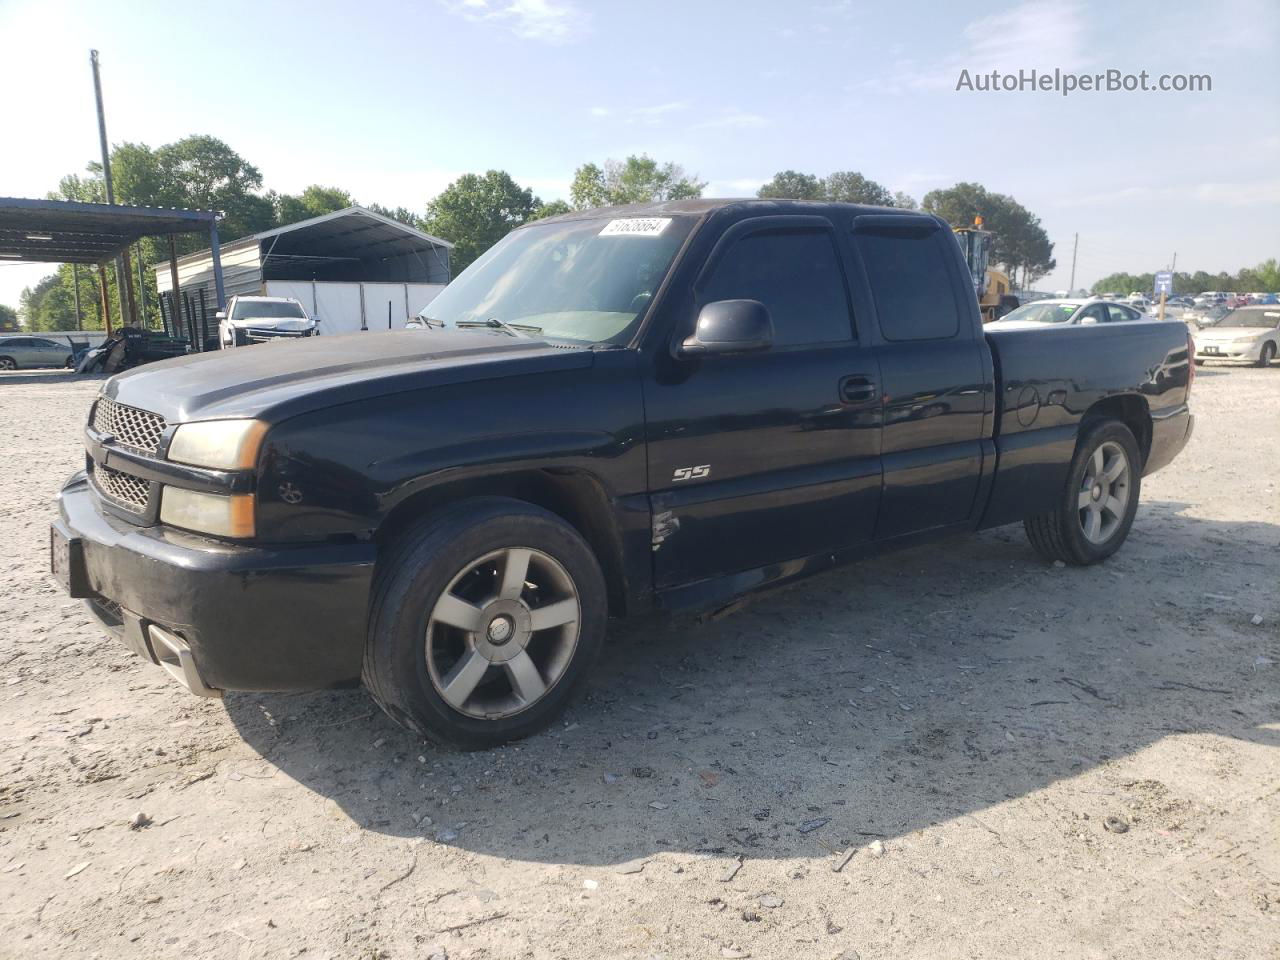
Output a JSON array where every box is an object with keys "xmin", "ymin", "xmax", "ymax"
[
  {"xmin": 64, "ymin": 356, "xmax": 76, "ymax": 368},
  {"xmin": 1258, "ymin": 341, "xmax": 1276, "ymax": 368},
  {"xmin": 0, "ymin": 357, "xmax": 15, "ymax": 371},
  {"xmin": 1024, "ymin": 420, "xmax": 1142, "ymax": 566},
  {"xmin": 363, "ymin": 497, "xmax": 607, "ymax": 750}
]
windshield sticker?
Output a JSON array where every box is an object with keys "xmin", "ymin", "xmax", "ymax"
[{"xmin": 599, "ymin": 218, "xmax": 672, "ymax": 237}]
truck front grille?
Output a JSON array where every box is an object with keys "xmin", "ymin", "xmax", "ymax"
[
  {"xmin": 92, "ymin": 397, "xmax": 167, "ymax": 454},
  {"xmin": 245, "ymin": 328, "xmax": 308, "ymax": 342},
  {"xmin": 92, "ymin": 463, "xmax": 150, "ymax": 513}
]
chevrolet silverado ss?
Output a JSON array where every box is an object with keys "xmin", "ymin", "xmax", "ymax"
[{"xmin": 51, "ymin": 200, "xmax": 1195, "ymax": 748}]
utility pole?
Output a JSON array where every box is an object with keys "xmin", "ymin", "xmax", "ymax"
[
  {"xmin": 72, "ymin": 263, "xmax": 82, "ymax": 328},
  {"xmin": 1170, "ymin": 252, "xmax": 1177, "ymax": 292},
  {"xmin": 135, "ymin": 242, "xmax": 147, "ymax": 327},
  {"xmin": 1068, "ymin": 232, "xmax": 1079, "ymax": 294},
  {"xmin": 91, "ymin": 49, "xmax": 133, "ymax": 327}
]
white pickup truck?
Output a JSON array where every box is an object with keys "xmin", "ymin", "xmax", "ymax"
[{"xmin": 218, "ymin": 295, "xmax": 319, "ymax": 349}]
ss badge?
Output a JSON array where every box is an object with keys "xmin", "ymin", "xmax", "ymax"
[{"xmin": 672, "ymin": 464, "xmax": 710, "ymax": 482}]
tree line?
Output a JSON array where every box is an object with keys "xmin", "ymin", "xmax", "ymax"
[
  {"xmin": 15, "ymin": 132, "xmax": 1065, "ymax": 330},
  {"xmin": 1091, "ymin": 261, "xmax": 1279, "ymax": 297}
]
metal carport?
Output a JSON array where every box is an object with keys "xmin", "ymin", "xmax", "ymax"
[{"xmin": 0, "ymin": 197, "xmax": 224, "ymax": 333}]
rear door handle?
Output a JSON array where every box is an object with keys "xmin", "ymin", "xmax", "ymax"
[{"xmin": 839, "ymin": 375, "xmax": 878, "ymax": 405}]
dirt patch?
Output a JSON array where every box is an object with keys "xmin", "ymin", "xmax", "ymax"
[{"xmin": 1, "ymin": 366, "xmax": 1277, "ymax": 959}]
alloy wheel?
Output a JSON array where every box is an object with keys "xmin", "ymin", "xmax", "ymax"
[
  {"xmin": 425, "ymin": 547, "xmax": 581, "ymax": 719},
  {"xmin": 1078, "ymin": 440, "xmax": 1130, "ymax": 544}
]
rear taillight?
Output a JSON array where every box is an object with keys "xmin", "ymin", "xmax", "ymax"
[{"xmin": 1187, "ymin": 332, "xmax": 1196, "ymax": 394}]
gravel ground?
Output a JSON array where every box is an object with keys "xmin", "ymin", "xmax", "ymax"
[{"xmin": 1, "ymin": 364, "xmax": 1276, "ymax": 960}]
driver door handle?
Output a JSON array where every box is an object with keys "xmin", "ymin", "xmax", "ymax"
[{"xmin": 839, "ymin": 374, "xmax": 878, "ymax": 405}]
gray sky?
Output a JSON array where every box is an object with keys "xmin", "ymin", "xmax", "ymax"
[{"xmin": 2, "ymin": 0, "xmax": 1277, "ymax": 308}]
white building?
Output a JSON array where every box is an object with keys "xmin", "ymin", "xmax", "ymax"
[{"xmin": 155, "ymin": 206, "xmax": 453, "ymax": 335}]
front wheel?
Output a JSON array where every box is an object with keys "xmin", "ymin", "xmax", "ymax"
[
  {"xmin": 0, "ymin": 357, "xmax": 15, "ymax": 371},
  {"xmin": 1024, "ymin": 421, "xmax": 1142, "ymax": 565},
  {"xmin": 363, "ymin": 498, "xmax": 607, "ymax": 749},
  {"xmin": 1258, "ymin": 341, "xmax": 1276, "ymax": 368}
]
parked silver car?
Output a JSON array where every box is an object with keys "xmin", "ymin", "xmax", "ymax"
[{"xmin": 0, "ymin": 335, "xmax": 75, "ymax": 370}]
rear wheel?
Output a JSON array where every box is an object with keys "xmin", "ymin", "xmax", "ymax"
[
  {"xmin": 363, "ymin": 498, "xmax": 607, "ymax": 749},
  {"xmin": 0, "ymin": 357, "xmax": 15, "ymax": 371},
  {"xmin": 1258, "ymin": 341, "xmax": 1276, "ymax": 368},
  {"xmin": 1025, "ymin": 421, "xmax": 1142, "ymax": 565}
]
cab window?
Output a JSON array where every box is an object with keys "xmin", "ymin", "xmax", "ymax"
[{"xmin": 699, "ymin": 227, "xmax": 854, "ymax": 346}]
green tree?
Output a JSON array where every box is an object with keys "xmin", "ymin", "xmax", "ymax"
[
  {"xmin": 0, "ymin": 304, "xmax": 18, "ymax": 331},
  {"xmin": 891, "ymin": 191, "xmax": 918, "ymax": 210},
  {"xmin": 757, "ymin": 169, "xmax": 900, "ymax": 206},
  {"xmin": 1245, "ymin": 258, "xmax": 1279, "ymax": 291},
  {"xmin": 271, "ymin": 185, "xmax": 354, "ymax": 226},
  {"xmin": 757, "ymin": 170, "xmax": 825, "ymax": 200},
  {"xmin": 569, "ymin": 155, "xmax": 705, "ymax": 209},
  {"xmin": 922, "ymin": 182, "xmax": 1055, "ymax": 288},
  {"xmin": 531, "ymin": 199, "xmax": 572, "ymax": 221},
  {"xmin": 422, "ymin": 170, "xmax": 540, "ymax": 273},
  {"xmin": 366, "ymin": 203, "xmax": 423, "ymax": 228},
  {"xmin": 822, "ymin": 171, "xmax": 894, "ymax": 206}
]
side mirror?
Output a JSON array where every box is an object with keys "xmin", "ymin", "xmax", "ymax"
[
  {"xmin": 215, "ymin": 311, "xmax": 226, "ymax": 320},
  {"xmin": 1080, "ymin": 315, "xmax": 1098, "ymax": 325},
  {"xmin": 678, "ymin": 299, "xmax": 773, "ymax": 356}
]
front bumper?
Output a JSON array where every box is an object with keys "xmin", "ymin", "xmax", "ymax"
[
  {"xmin": 1196, "ymin": 343, "xmax": 1257, "ymax": 361},
  {"xmin": 53, "ymin": 472, "xmax": 376, "ymax": 693}
]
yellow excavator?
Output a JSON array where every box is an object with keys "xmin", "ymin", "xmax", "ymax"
[{"xmin": 952, "ymin": 216, "xmax": 1019, "ymax": 322}]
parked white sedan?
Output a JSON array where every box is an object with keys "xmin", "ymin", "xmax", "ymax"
[
  {"xmin": 1193, "ymin": 307, "xmax": 1280, "ymax": 367},
  {"xmin": 986, "ymin": 298, "xmax": 1147, "ymax": 330}
]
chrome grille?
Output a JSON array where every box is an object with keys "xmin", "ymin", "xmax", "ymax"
[
  {"xmin": 92, "ymin": 397, "xmax": 167, "ymax": 454},
  {"xmin": 92, "ymin": 464, "xmax": 150, "ymax": 513}
]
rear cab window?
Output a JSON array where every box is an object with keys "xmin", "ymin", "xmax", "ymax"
[{"xmin": 851, "ymin": 224, "xmax": 962, "ymax": 341}]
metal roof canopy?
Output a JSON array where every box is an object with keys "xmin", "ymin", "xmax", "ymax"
[
  {"xmin": 199, "ymin": 206, "xmax": 453, "ymax": 282},
  {"xmin": 0, "ymin": 196, "xmax": 217, "ymax": 264},
  {"xmin": 250, "ymin": 206, "xmax": 453, "ymax": 264}
]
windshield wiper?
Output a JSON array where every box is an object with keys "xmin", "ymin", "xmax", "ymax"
[{"xmin": 457, "ymin": 317, "xmax": 542, "ymax": 338}]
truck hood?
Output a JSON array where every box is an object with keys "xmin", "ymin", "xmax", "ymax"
[{"xmin": 103, "ymin": 329, "xmax": 593, "ymax": 423}]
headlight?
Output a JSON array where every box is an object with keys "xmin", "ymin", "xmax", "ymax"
[
  {"xmin": 160, "ymin": 488, "xmax": 255, "ymax": 538},
  {"xmin": 167, "ymin": 419, "xmax": 267, "ymax": 470}
]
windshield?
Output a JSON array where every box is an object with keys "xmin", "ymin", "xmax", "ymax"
[
  {"xmin": 1216, "ymin": 308, "xmax": 1280, "ymax": 329},
  {"xmin": 998, "ymin": 301, "xmax": 1081, "ymax": 324},
  {"xmin": 231, "ymin": 301, "xmax": 305, "ymax": 320},
  {"xmin": 1191, "ymin": 305, "xmax": 1231, "ymax": 325},
  {"xmin": 419, "ymin": 215, "xmax": 696, "ymax": 344}
]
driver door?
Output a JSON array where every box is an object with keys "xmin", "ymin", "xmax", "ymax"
[{"xmin": 643, "ymin": 216, "xmax": 883, "ymax": 589}]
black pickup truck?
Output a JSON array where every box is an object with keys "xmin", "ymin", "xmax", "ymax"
[{"xmin": 52, "ymin": 200, "xmax": 1194, "ymax": 748}]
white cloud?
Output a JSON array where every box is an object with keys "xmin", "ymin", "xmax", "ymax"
[
  {"xmin": 695, "ymin": 111, "xmax": 769, "ymax": 130},
  {"xmin": 441, "ymin": 0, "xmax": 588, "ymax": 44},
  {"xmin": 706, "ymin": 178, "xmax": 767, "ymax": 196},
  {"xmin": 633, "ymin": 101, "xmax": 689, "ymax": 118},
  {"xmin": 868, "ymin": 0, "xmax": 1091, "ymax": 93},
  {"xmin": 1061, "ymin": 179, "xmax": 1280, "ymax": 210},
  {"xmin": 587, "ymin": 101, "xmax": 690, "ymax": 126},
  {"xmin": 960, "ymin": 0, "xmax": 1089, "ymax": 73}
]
